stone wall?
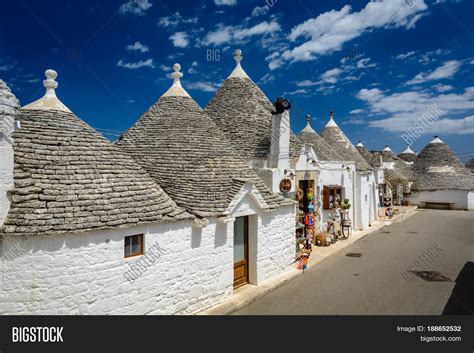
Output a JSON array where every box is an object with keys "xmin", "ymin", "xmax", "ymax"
[
  {"xmin": 0, "ymin": 219, "xmax": 235, "ymax": 315},
  {"xmin": 0, "ymin": 80, "xmax": 19, "ymax": 226},
  {"xmin": 1, "ymin": 199, "xmax": 296, "ymax": 314},
  {"xmin": 407, "ymin": 190, "xmax": 473, "ymax": 210}
]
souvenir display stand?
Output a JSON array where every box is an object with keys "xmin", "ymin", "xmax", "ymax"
[{"xmin": 295, "ymin": 186, "xmax": 318, "ymax": 271}]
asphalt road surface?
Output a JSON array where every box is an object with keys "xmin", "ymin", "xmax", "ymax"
[{"xmin": 234, "ymin": 209, "xmax": 474, "ymax": 315}]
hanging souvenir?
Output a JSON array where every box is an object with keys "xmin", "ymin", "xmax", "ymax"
[
  {"xmin": 295, "ymin": 188, "xmax": 303, "ymax": 201},
  {"xmin": 307, "ymin": 188, "xmax": 314, "ymax": 201},
  {"xmin": 307, "ymin": 202, "xmax": 315, "ymax": 213},
  {"xmin": 304, "ymin": 214, "xmax": 314, "ymax": 227}
]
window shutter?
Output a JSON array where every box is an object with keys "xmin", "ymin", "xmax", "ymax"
[{"xmin": 323, "ymin": 186, "xmax": 330, "ymax": 210}]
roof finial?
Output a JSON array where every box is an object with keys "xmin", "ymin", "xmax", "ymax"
[
  {"xmin": 356, "ymin": 140, "xmax": 364, "ymax": 147},
  {"xmin": 302, "ymin": 114, "xmax": 316, "ymax": 133},
  {"xmin": 383, "ymin": 144, "xmax": 392, "ymax": 152},
  {"xmin": 228, "ymin": 48, "xmax": 250, "ymax": 79},
  {"xmin": 430, "ymin": 135, "xmax": 443, "ymax": 144},
  {"xmin": 161, "ymin": 63, "xmax": 190, "ymax": 98},
  {"xmin": 234, "ymin": 49, "xmax": 242, "ymax": 64},
  {"xmin": 325, "ymin": 110, "xmax": 338, "ymax": 127},
  {"xmin": 22, "ymin": 69, "xmax": 71, "ymax": 112},
  {"xmin": 171, "ymin": 63, "xmax": 183, "ymax": 84},
  {"xmin": 43, "ymin": 69, "xmax": 58, "ymax": 97}
]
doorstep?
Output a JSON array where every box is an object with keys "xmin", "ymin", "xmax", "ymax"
[{"xmin": 198, "ymin": 206, "xmax": 418, "ymax": 315}]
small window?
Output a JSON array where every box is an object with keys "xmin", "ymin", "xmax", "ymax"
[
  {"xmin": 323, "ymin": 186, "xmax": 342, "ymax": 210},
  {"xmin": 124, "ymin": 234, "xmax": 144, "ymax": 258}
]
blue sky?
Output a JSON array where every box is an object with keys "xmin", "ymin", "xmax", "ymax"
[{"xmin": 1, "ymin": 0, "xmax": 473, "ymax": 161}]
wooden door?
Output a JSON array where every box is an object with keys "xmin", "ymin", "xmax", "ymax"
[{"xmin": 233, "ymin": 216, "xmax": 249, "ymax": 288}]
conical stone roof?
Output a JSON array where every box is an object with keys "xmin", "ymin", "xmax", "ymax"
[
  {"xmin": 412, "ymin": 137, "xmax": 474, "ymax": 191},
  {"xmin": 298, "ymin": 115, "xmax": 343, "ymax": 162},
  {"xmin": 320, "ymin": 113, "xmax": 372, "ymax": 171},
  {"xmin": 205, "ymin": 49, "xmax": 299, "ymax": 162},
  {"xmin": 117, "ymin": 64, "xmax": 292, "ymax": 217},
  {"xmin": 2, "ymin": 70, "xmax": 191, "ymax": 236},
  {"xmin": 0, "ymin": 79, "xmax": 19, "ymax": 141},
  {"xmin": 398, "ymin": 145, "xmax": 417, "ymax": 163},
  {"xmin": 466, "ymin": 158, "xmax": 474, "ymax": 172},
  {"xmin": 355, "ymin": 141, "xmax": 373, "ymax": 165}
]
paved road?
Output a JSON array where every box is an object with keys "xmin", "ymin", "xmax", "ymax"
[{"xmin": 234, "ymin": 210, "xmax": 474, "ymax": 315}]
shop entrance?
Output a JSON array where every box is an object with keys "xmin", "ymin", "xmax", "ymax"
[
  {"xmin": 298, "ymin": 180, "xmax": 314, "ymax": 213},
  {"xmin": 233, "ymin": 216, "xmax": 249, "ymax": 288}
]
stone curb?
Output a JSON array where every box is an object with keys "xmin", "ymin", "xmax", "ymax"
[{"xmin": 198, "ymin": 207, "xmax": 418, "ymax": 315}]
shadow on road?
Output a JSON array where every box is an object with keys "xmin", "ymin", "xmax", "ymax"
[{"xmin": 442, "ymin": 261, "xmax": 474, "ymax": 315}]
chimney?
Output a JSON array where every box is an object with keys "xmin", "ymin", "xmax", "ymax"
[
  {"xmin": 269, "ymin": 97, "xmax": 291, "ymax": 169},
  {"xmin": 0, "ymin": 80, "xmax": 19, "ymax": 226}
]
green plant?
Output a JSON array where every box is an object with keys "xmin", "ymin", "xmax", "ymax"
[{"xmin": 341, "ymin": 199, "xmax": 351, "ymax": 209}]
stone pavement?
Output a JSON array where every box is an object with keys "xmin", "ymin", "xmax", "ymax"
[{"xmin": 199, "ymin": 206, "xmax": 418, "ymax": 315}]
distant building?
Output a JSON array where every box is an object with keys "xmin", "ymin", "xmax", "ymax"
[{"xmin": 407, "ymin": 136, "xmax": 474, "ymax": 210}]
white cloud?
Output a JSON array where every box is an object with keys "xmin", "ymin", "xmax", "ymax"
[
  {"xmin": 320, "ymin": 68, "xmax": 342, "ymax": 84},
  {"xmin": 251, "ymin": 5, "xmax": 270, "ymax": 17},
  {"xmin": 119, "ymin": 0, "xmax": 152, "ymax": 16},
  {"xmin": 356, "ymin": 57, "xmax": 376, "ymax": 69},
  {"xmin": 160, "ymin": 64, "xmax": 171, "ymax": 72},
  {"xmin": 0, "ymin": 61, "xmax": 16, "ymax": 71},
  {"xmin": 187, "ymin": 81, "xmax": 219, "ymax": 92},
  {"xmin": 296, "ymin": 80, "xmax": 318, "ymax": 87},
  {"xmin": 126, "ymin": 41, "xmax": 149, "ymax": 53},
  {"xmin": 350, "ymin": 109, "xmax": 365, "ymax": 114},
  {"xmin": 117, "ymin": 58, "xmax": 155, "ymax": 69},
  {"xmin": 202, "ymin": 20, "xmax": 281, "ymax": 46},
  {"xmin": 432, "ymin": 84, "xmax": 454, "ymax": 92},
  {"xmin": 395, "ymin": 51, "xmax": 417, "ymax": 60},
  {"xmin": 283, "ymin": 88, "xmax": 310, "ymax": 96},
  {"xmin": 406, "ymin": 60, "xmax": 461, "ymax": 84},
  {"xmin": 187, "ymin": 61, "xmax": 198, "ymax": 74},
  {"xmin": 169, "ymin": 32, "xmax": 189, "ymax": 48},
  {"xmin": 259, "ymin": 73, "xmax": 275, "ymax": 84},
  {"xmin": 357, "ymin": 86, "xmax": 474, "ymax": 134},
  {"xmin": 418, "ymin": 48, "xmax": 451, "ymax": 65},
  {"xmin": 267, "ymin": 0, "xmax": 427, "ymax": 70},
  {"xmin": 158, "ymin": 12, "xmax": 198, "ymax": 27},
  {"xmin": 214, "ymin": 0, "xmax": 237, "ymax": 6}
]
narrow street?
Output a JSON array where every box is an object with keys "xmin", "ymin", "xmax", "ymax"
[{"xmin": 234, "ymin": 210, "xmax": 474, "ymax": 315}]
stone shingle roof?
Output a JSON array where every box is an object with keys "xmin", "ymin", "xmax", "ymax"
[
  {"xmin": 298, "ymin": 119, "xmax": 343, "ymax": 162},
  {"xmin": 3, "ymin": 109, "xmax": 192, "ymax": 236},
  {"xmin": 205, "ymin": 50, "xmax": 300, "ymax": 163},
  {"xmin": 117, "ymin": 70, "xmax": 293, "ymax": 217},
  {"xmin": 1, "ymin": 72, "xmax": 191, "ymax": 236},
  {"xmin": 0, "ymin": 80, "xmax": 19, "ymax": 140},
  {"xmin": 412, "ymin": 137, "xmax": 474, "ymax": 191},
  {"xmin": 466, "ymin": 158, "xmax": 474, "ymax": 172},
  {"xmin": 205, "ymin": 76, "xmax": 274, "ymax": 161},
  {"xmin": 321, "ymin": 115, "xmax": 372, "ymax": 171},
  {"xmin": 355, "ymin": 143, "xmax": 374, "ymax": 165}
]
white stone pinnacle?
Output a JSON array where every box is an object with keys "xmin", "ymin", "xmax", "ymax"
[
  {"xmin": 302, "ymin": 114, "xmax": 316, "ymax": 133},
  {"xmin": 162, "ymin": 63, "xmax": 190, "ymax": 97},
  {"xmin": 22, "ymin": 69, "xmax": 71, "ymax": 112},
  {"xmin": 402, "ymin": 144, "xmax": 415, "ymax": 154},
  {"xmin": 325, "ymin": 111, "xmax": 338, "ymax": 128},
  {"xmin": 356, "ymin": 141, "xmax": 364, "ymax": 147},
  {"xmin": 228, "ymin": 49, "xmax": 250, "ymax": 79},
  {"xmin": 430, "ymin": 136, "xmax": 444, "ymax": 144},
  {"xmin": 383, "ymin": 145, "xmax": 392, "ymax": 152}
]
